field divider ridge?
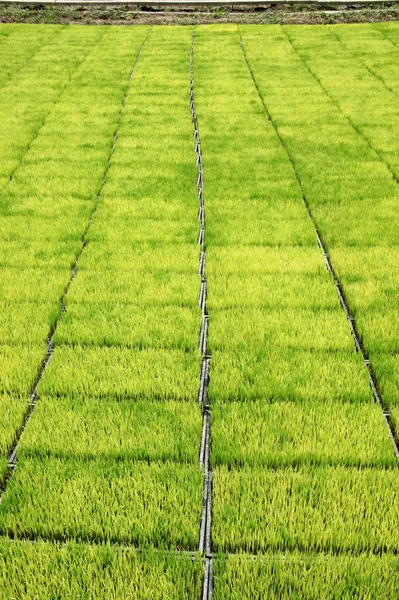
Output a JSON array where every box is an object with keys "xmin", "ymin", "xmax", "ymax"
[
  {"xmin": 190, "ymin": 27, "xmax": 213, "ymax": 600},
  {"xmin": 0, "ymin": 29, "xmax": 150, "ymax": 497},
  {"xmin": 239, "ymin": 26, "xmax": 399, "ymax": 462},
  {"xmin": 0, "ymin": 27, "xmax": 65, "ymax": 95},
  {"xmin": 3, "ymin": 26, "xmax": 109, "ymax": 191},
  {"xmin": 282, "ymin": 26, "xmax": 399, "ymax": 187},
  {"xmin": 327, "ymin": 26, "xmax": 397, "ymax": 97},
  {"xmin": 371, "ymin": 24, "xmax": 399, "ymax": 48}
]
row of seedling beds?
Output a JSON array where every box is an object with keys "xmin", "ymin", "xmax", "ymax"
[
  {"xmin": 192, "ymin": 25, "xmax": 399, "ymax": 596},
  {"xmin": 1, "ymin": 21, "xmax": 399, "ymax": 599},
  {"xmin": 0, "ymin": 28, "xmax": 211, "ymax": 566}
]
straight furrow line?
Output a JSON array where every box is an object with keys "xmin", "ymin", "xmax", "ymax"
[
  {"xmin": 0, "ymin": 31, "xmax": 150, "ymax": 498},
  {"xmin": 5, "ymin": 27, "xmax": 110, "ymax": 190},
  {"xmin": 0, "ymin": 27, "xmax": 65, "ymax": 94},
  {"xmin": 282, "ymin": 27, "xmax": 399, "ymax": 187},
  {"xmin": 371, "ymin": 24, "xmax": 399, "ymax": 48},
  {"xmin": 190, "ymin": 27, "xmax": 213, "ymax": 600},
  {"xmin": 4, "ymin": 529, "xmax": 399, "ymax": 561},
  {"xmin": 328, "ymin": 26, "xmax": 397, "ymax": 97},
  {"xmin": 239, "ymin": 29, "xmax": 399, "ymax": 463}
]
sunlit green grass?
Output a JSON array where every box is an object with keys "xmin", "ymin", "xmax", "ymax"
[
  {"xmin": 212, "ymin": 400, "xmax": 395, "ymax": 468},
  {"xmin": 213, "ymin": 465, "xmax": 399, "ymax": 553},
  {"xmin": 208, "ymin": 307, "xmax": 354, "ymax": 352},
  {"xmin": 213, "ymin": 552, "xmax": 399, "ymax": 599},
  {"xmin": 19, "ymin": 396, "xmax": 202, "ymax": 463},
  {"xmin": 38, "ymin": 346, "xmax": 200, "ymax": 402},
  {"xmin": 0, "ymin": 345, "xmax": 45, "ymax": 396},
  {"xmin": 0, "ymin": 538, "xmax": 203, "ymax": 600},
  {"xmin": 1, "ymin": 22, "xmax": 399, "ymax": 593},
  {"xmin": 208, "ymin": 348, "xmax": 370, "ymax": 403},
  {"xmin": 55, "ymin": 304, "xmax": 200, "ymax": 350},
  {"xmin": 0, "ymin": 302, "xmax": 58, "ymax": 345},
  {"xmin": 0, "ymin": 395, "xmax": 29, "ymax": 458},
  {"xmin": 0, "ymin": 456, "xmax": 203, "ymax": 549}
]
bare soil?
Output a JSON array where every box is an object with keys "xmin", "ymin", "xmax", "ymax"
[{"xmin": 0, "ymin": 2, "xmax": 398, "ymax": 25}]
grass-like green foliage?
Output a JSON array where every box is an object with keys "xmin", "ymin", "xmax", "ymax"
[
  {"xmin": 55, "ymin": 304, "xmax": 200, "ymax": 351},
  {"xmin": 237, "ymin": 25, "xmax": 399, "ymax": 424},
  {"xmin": 284, "ymin": 25, "xmax": 399, "ymax": 181},
  {"xmin": 0, "ymin": 239, "xmax": 81, "ymax": 269},
  {"xmin": 355, "ymin": 309, "xmax": 399, "ymax": 354},
  {"xmin": 0, "ymin": 456, "xmax": 203, "ymax": 549},
  {"xmin": 39, "ymin": 346, "xmax": 200, "ymax": 401},
  {"xmin": 0, "ymin": 25, "xmax": 63, "ymax": 88},
  {"xmin": 0, "ymin": 395, "xmax": 28, "ymax": 458},
  {"xmin": 208, "ymin": 308, "xmax": 355, "ymax": 352},
  {"xmin": 0, "ymin": 459, "xmax": 6, "ymax": 481},
  {"xmin": 331, "ymin": 24, "xmax": 399, "ymax": 96},
  {"xmin": 19, "ymin": 396, "xmax": 202, "ymax": 463},
  {"xmin": 208, "ymin": 348, "xmax": 370, "ymax": 404},
  {"xmin": 329, "ymin": 247, "xmax": 399, "ymax": 314},
  {"xmin": 0, "ymin": 538, "xmax": 203, "ymax": 599},
  {"xmin": 0, "ymin": 26, "xmax": 103, "ymax": 185},
  {"xmin": 212, "ymin": 400, "xmax": 396, "ymax": 468},
  {"xmin": 86, "ymin": 218, "xmax": 199, "ymax": 246},
  {"xmin": 314, "ymin": 198, "xmax": 399, "ymax": 248},
  {"xmin": 213, "ymin": 552, "xmax": 399, "ymax": 600},
  {"xmin": 0, "ymin": 302, "xmax": 58, "ymax": 346},
  {"xmin": 206, "ymin": 246, "xmax": 326, "ymax": 276},
  {"xmin": 206, "ymin": 215, "xmax": 316, "ymax": 247},
  {"xmin": 66, "ymin": 269, "xmax": 199, "ymax": 308},
  {"xmin": 0, "ymin": 268, "xmax": 68, "ymax": 303},
  {"xmin": 78, "ymin": 242, "xmax": 199, "ymax": 274},
  {"xmin": 212, "ymin": 465, "xmax": 399, "ymax": 553},
  {"xmin": 0, "ymin": 212, "xmax": 93, "ymax": 241},
  {"xmin": 370, "ymin": 354, "xmax": 399, "ymax": 409},
  {"xmin": 330, "ymin": 247, "xmax": 399, "ymax": 286},
  {"xmin": 0, "ymin": 345, "xmax": 45, "ymax": 396},
  {"xmin": 374, "ymin": 22, "xmax": 399, "ymax": 46},
  {"xmin": 207, "ymin": 273, "xmax": 339, "ymax": 310},
  {"xmin": 99, "ymin": 196, "xmax": 198, "ymax": 222}
]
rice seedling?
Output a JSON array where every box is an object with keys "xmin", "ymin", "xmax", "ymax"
[
  {"xmin": 0, "ymin": 395, "xmax": 29, "ymax": 458},
  {"xmin": 0, "ymin": 239, "xmax": 80, "ymax": 269},
  {"xmin": 66, "ymin": 268, "xmax": 199, "ymax": 308},
  {"xmin": 374, "ymin": 22, "xmax": 399, "ymax": 45},
  {"xmin": 0, "ymin": 538, "xmax": 203, "ymax": 600},
  {"xmin": 206, "ymin": 246, "xmax": 326, "ymax": 276},
  {"xmin": 212, "ymin": 465, "xmax": 399, "ymax": 553},
  {"xmin": 78, "ymin": 243, "xmax": 199, "ymax": 274},
  {"xmin": 208, "ymin": 348, "xmax": 370, "ymax": 404},
  {"xmin": 0, "ymin": 456, "xmax": 203, "ymax": 549},
  {"xmin": 0, "ymin": 345, "xmax": 46, "ymax": 396},
  {"xmin": 1, "ymin": 24, "xmax": 399, "ymax": 593},
  {"xmin": 207, "ymin": 273, "xmax": 339, "ymax": 310},
  {"xmin": 314, "ymin": 199, "xmax": 399, "ymax": 248},
  {"xmin": 212, "ymin": 400, "xmax": 396, "ymax": 468},
  {"xmin": 54, "ymin": 304, "xmax": 200, "ymax": 351},
  {"xmin": 213, "ymin": 552, "xmax": 399, "ymax": 599},
  {"xmin": 355, "ymin": 309, "xmax": 399, "ymax": 354},
  {"xmin": 370, "ymin": 354, "xmax": 399, "ymax": 409},
  {"xmin": 0, "ymin": 302, "xmax": 58, "ymax": 346},
  {"xmin": 0, "ymin": 267, "xmax": 69, "ymax": 304},
  {"xmin": 330, "ymin": 24, "xmax": 399, "ymax": 96},
  {"xmin": 0, "ymin": 25, "xmax": 62, "ymax": 88},
  {"xmin": 0, "ymin": 26, "xmax": 105, "ymax": 187},
  {"xmin": 38, "ymin": 346, "xmax": 200, "ymax": 402},
  {"xmin": 208, "ymin": 307, "xmax": 354, "ymax": 353},
  {"xmin": 19, "ymin": 396, "xmax": 202, "ymax": 464},
  {"xmin": 284, "ymin": 25, "xmax": 399, "ymax": 180},
  {"xmin": 86, "ymin": 218, "xmax": 199, "ymax": 246},
  {"xmin": 206, "ymin": 217, "xmax": 316, "ymax": 247}
]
